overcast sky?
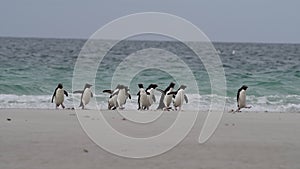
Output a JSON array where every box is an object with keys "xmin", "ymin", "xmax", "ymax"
[{"xmin": 0, "ymin": 0, "xmax": 299, "ymax": 43}]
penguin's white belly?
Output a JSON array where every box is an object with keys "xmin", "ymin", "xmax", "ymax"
[
  {"xmin": 82, "ymin": 88, "xmax": 91, "ymax": 105},
  {"xmin": 147, "ymin": 89, "xmax": 155, "ymax": 106},
  {"xmin": 164, "ymin": 94, "xmax": 173, "ymax": 107},
  {"xmin": 140, "ymin": 93, "xmax": 149, "ymax": 107},
  {"xmin": 238, "ymin": 90, "xmax": 246, "ymax": 108},
  {"xmin": 55, "ymin": 89, "xmax": 64, "ymax": 105},
  {"xmin": 174, "ymin": 90, "xmax": 184, "ymax": 107},
  {"xmin": 117, "ymin": 89, "xmax": 126, "ymax": 106}
]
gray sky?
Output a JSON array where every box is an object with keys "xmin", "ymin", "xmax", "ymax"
[{"xmin": 0, "ymin": 0, "xmax": 299, "ymax": 43}]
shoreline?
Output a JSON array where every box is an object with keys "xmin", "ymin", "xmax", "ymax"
[{"xmin": 1, "ymin": 107, "xmax": 300, "ymax": 113}]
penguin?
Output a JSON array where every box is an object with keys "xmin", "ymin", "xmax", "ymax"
[
  {"xmin": 156, "ymin": 82, "xmax": 176, "ymax": 110},
  {"xmin": 145, "ymin": 84, "xmax": 158, "ymax": 109},
  {"xmin": 117, "ymin": 85, "xmax": 131, "ymax": 109},
  {"xmin": 103, "ymin": 84, "xmax": 131, "ymax": 110},
  {"xmin": 73, "ymin": 83, "xmax": 93, "ymax": 109},
  {"xmin": 236, "ymin": 85, "xmax": 251, "ymax": 112},
  {"xmin": 137, "ymin": 84, "xmax": 149, "ymax": 110},
  {"xmin": 169, "ymin": 85, "xmax": 188, "ymax": 111},
  {"xmin": 137, "ymin": 84, "xmax": 143, "ymax": 110},
  {"xmin": 103, "ymin": 84, "xmax": 120, "ymax": 110},
  {"xmin": 51, "ymin": 83, "xmax": 68, "ymax": 109}
]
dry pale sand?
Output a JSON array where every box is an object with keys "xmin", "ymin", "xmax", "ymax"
[{"xmin": 1, "ymin": 109, "xmax": 300, "ymax": 169}]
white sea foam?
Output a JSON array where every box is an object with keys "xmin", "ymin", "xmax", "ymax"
[{"xmin": 1, "ymin": 93, "xmax": 299, "ymax": 113}]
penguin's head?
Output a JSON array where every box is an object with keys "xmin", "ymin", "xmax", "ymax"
[
  {"xmin": 118, "ymin": 85, "xmax": 125, "ymax": 89},
  {"xmin": 115, "ymin": 84, "xmax": 121, "ymax": 89},
  {"xmin": 150, "ymin": 84, "xmax": 158, "ymax": 89},
  {"xmin": 164, "ymin": 82, "xmax": 176, "ymax": 92},
  {"xmin": 179, "ymin": 85, "xmax": 187, "ymax": 90},
  {"xmin": 169, "ymin": 82, "xmax": 176, "ymax": 88},
  {"xmin": 241, "ymin": 85, "xmax": 248, "ymax": 90},
  {"xmin": 85, "ymin": 83, "xmax": 93, "ymax": 89},
  {"xmin": 138, "ymin": 84, "xmax": 144, "ymax": 88},
  {"xmin": 57, "ymin": 83, "xmax": 63, "ymax": 89}
]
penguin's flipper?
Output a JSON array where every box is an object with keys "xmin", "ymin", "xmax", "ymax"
[
  {"xmin": 111, "ymin": 90, "xmax": 119, "ymax": 97},
  {"xmin": 156, "ymin": 94, "xmax": 165, "ymax": 110},
  {"xmin": 128, "ymin": 94, "xmax": 131, "ymax": 99},
  {"xmin": 91, "ymin": 92, "xmax": 93, "ymax": 98},
  {"xmin": 73, "ymin": 90, "xmax": 83, "ymax": 94},
  {"xmin": 103, "ymin": 90, "xmax": 113, "ymax": 94},
  {"xmin": 152, "ymin": 95, "xmax": 156, "ymax": 102},
  {"xmin": 237, "ymin": 97, "xmax": 240, "ymax": 108},
  {"xmin": 112, "ymin": 89, "xmax": 119, "ymax": 95},
  {"xmin": 64, "ymin": 90, "xmax": 69, "ymax": 97},
  {"xmin": 184, "ymin": 95, "xmax": 188, "ymax": 103},
  {"xmin": 51, "ymin": 89, "xmax": 57, "ymax": 103},
  {"xmin": 236, "ymin": 88, "xmax": 242, "ymax": 103},
  {"xmin": 79, "ymin": 92, "xmax": 84, "ymax": 108},
  {"xmin": 79, "ymin": 102, "xmax": 83, "ymax": 107}
]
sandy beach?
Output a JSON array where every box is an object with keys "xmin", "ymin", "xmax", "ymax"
[{"xmin": 1, "ymin": 109, "xmax": 299, "ymax": 169}]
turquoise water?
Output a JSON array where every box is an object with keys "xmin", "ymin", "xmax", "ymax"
[{"xmin": 0, "ymin": 37, "xmax": 299, "ymax": 112}]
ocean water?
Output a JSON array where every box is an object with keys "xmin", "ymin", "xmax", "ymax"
[{"xmin": 0, "ymin": 37, "xmax": 299, "ymax": 112}]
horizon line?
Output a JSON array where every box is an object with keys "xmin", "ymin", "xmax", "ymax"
[{"xmin": 0, "ymin": 35, "xmax": 299, "ymax": 45}]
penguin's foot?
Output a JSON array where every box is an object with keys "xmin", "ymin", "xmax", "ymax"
[
  {"xmin": 174, "ymin": 107, "xmax": 182, "ymax": 111},
  {"xmin": 163, "ymin": 107, "xmax": 173, "ymax": 111}
]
